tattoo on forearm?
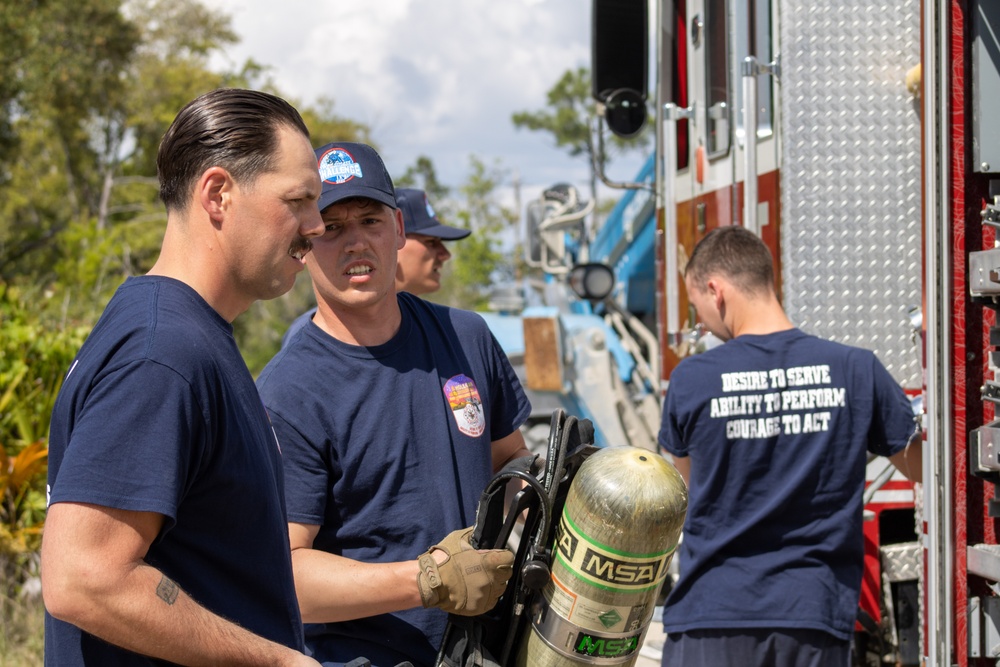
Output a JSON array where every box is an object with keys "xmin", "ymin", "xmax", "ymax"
[{"xmin": 156, "ymin": 575, "xmax": 179, "ymax": 605}]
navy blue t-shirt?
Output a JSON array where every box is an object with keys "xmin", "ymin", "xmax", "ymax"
[
  {"xmin": 257, "ymin": 292, "xmax": 531, "ymax": 667},
  {"xmin": 46, "ymin": 276, "xmax": 303, "ymax": 666},
  {"xmin": 659, "ymin": 328, "xmax": 916, "ymax": 641},
  {"xmin": 282, "ymin": 306, "xmax": 316, "ymax": 347}
]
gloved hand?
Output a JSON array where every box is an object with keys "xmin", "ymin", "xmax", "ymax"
[{"xmin": 416, "ymin": 527, "xmax": 514, "ymax": 616}]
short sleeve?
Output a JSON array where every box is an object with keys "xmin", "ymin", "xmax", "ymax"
[
  {"xmin": 50, "ymin": 360, "xmax": 207, "ymax": 525},
  {"xmin": 658, "ymin": 370, "xmax": 690, "ymax": 458},
  {"xmin": 486, "ymin": 330, "xmax": 532, "ymax": 441},
  {"xmin": 866, "ymin": 355, "xmax": 918, "ymax": 457},
  {"xmin": 268, "ymin": 408, "xmax": 331, "ymax": 525}
]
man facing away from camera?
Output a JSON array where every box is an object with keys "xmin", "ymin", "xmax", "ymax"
[{"xmin": 658, "ymin": 225, "xmax": 922, "ymax": 667}]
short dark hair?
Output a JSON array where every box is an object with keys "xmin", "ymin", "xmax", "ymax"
[
  {"xmin": 685, "ymin": 225, "xmax": 775, "ymax": 295},
  {"xmin": 319, "ymin": 196, "xmax": 397, "ymax": 214},
  {"xmin": 157, "ymin": 88, "xmax": 311, "ymax": 212}
]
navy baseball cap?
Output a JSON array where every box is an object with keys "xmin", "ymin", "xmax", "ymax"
[
  {"xmin": 315, "ymin": 142, "xmax": 396, "ymax": 212},
  {"xmin": 395, "ymin": 188, "xmax": 471, "ymax": 240}
]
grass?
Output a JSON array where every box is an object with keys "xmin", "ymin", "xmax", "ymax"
[{"xmin": 0, "ymin": 591, "xmax": 44, "ymax": 666}]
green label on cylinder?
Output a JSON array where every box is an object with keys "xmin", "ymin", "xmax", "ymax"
[
  {"xmin": 555, "ymin": 510, "xmax": 673, "ymax": 592},
  {"xmin": 573, "ymin": 631, "xmax": 641, "ymax": 658}
]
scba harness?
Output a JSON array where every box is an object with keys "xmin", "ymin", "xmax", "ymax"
[{"xmin": 435, "ymin": 411, "xmax": 598, "ymax": 667}]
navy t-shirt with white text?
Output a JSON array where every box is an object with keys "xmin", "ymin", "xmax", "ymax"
[{"xmin": 659, "ymin": 328, "xmax": 916, "ymax": 640}]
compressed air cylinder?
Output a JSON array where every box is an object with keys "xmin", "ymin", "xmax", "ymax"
[{"xmin": 517, "ymin": 446, "xmax": 687, "ymax": 667}]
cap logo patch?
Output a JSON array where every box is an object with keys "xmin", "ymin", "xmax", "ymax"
[
  {"xmin": 425, "ymin": 195, "xmax": 436, "ymax": 218},
  {"xmin": 443, "ymin": 374, "xmax": 486, "ymax": 437},
  {"xmin": 318, "ymin": 148, "xmax": 363, "ymax": 184}
]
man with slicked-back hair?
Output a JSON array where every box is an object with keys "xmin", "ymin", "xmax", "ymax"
[{"xmin": 42, "ymin": 88, "xmax": 325, "ymax": 667}]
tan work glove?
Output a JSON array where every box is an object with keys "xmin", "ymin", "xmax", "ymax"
[{"xmin": 416, "ymin": 527, "xmax": 514, "ymax": 616}]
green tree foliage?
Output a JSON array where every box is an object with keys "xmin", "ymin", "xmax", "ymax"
[
  {"xmin": 0, "ymin": 0, "xmax": 140, "ymax": 283},
  {"xmin": 302, "ymin": 97, "xmax": 373, "ymax": 148},
  {"xmin": 434, "ymin": 156, "xmax": 516, "ymax": 311},
  {"xmin": 0, "ymin": 3, "xmax": 31, "ymax": 169},
  {"xmin": 0, "ymin": 283, "xmax": 87, "ymax": 597},
  {"xmin": 395, "ymin": 155, "xmax": 451, "ymax": 204},
  {"xmin": 120, "ymin": 0, "xmax": 247, "ymax": 180},
  {"xmin": 0, "ymin": 285, "xmax": 86, "ymax": 450},
  {"xmin": 512, "ymin": 67, "xmax": 600, "ymax": 204},
  {"xmin": 0, "ymin": 283, "xmax": 83, "ymax": 663},
  {"xmin": 0, "ymin": 0, "xmax": 371, "ymax": 376},
  {"xmin": 512, "ymin": 69, "xmax": 594, "ymax": 166},
  {"xmin": 511, "ymin": 67, "xmax": 651, "ymax": 226}
]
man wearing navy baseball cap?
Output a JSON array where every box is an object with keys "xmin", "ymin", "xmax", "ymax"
[
  {"xmin": 279, "ymin": 184, "xmax": 469, "ymax": 345},
  {"xmin": 257, "ymin": 142, "xmax": 531, "ymax": 667},
  {"xmin": 395, "ymin": 187, "xmax": 470, "ymax": 296}
]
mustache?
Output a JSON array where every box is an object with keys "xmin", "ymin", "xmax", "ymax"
[{"xmin": 289, "ymin": 237, "xmax": 313, "ymax": 256}]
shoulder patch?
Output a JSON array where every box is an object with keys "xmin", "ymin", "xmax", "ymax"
[{"xmin": 443, "ymin": 374, "xmax": 485, "ymax": 437}]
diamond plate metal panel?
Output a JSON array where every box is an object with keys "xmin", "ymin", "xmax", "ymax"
[
  {"xmin": 969, "ymin": 544, "xmax": 1000, "ymax": 583},
  {"xmin": 779, "ymin": 1, "xmax": 922, "ymax": 387},
  {"xmin": 881, "ymin": 542, "xmax": 922, "ymax": 583}
]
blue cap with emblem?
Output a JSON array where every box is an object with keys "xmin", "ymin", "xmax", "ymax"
[
  {"xmin": 315, "ymin": 142, "xmax": 396, "ymax": 212},
  {"xmin": 395, "ymin": 188, "xmax": 471, "ymax": 240}
]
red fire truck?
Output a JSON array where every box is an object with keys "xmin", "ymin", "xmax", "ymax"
[{"xmin": 582, "ymin": 0, "xmax": 1000, "ymax": 665}]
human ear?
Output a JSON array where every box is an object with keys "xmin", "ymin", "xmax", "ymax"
[
  {"xmin": 395, "ymin": 209, "xmax": 406, "ymax": 250},
  {"xmin": 197, "ymin": 167, "xmax": 232, "ymax": 225},
  {"xmin": 705, "ymin": 278, "xmax": 725, "ymax": 309}
]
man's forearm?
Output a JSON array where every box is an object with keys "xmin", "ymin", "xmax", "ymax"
[
  {"xmin": 889, "ymin": 432, "xmax": 923, "ymax": 484},
  {"xmin": 47, "ymin": 563, "xmax": 312, "ymax": 667},
  {"xmin": 291, "ymin": 548, "xmax": 423, "ymax": 623}
]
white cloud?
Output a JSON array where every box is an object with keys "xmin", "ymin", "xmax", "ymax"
[{"xmin": 209, "ymin": 0, "xmax": 647, "ymax": 203}]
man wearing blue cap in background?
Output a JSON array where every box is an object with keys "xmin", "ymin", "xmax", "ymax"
[
  {"xmin": 394, "ymin": 187, "xmax": 470, "ymax": 295},
  {"xmin": 257, "ymin": 142, "xmax": 531, "ymax": 667}
]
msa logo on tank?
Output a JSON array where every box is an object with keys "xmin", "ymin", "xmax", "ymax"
[
  {"xmin": 317, "ymin": 147, "xmax": 363, "ymax": 184},
  {"xmin": 573, "ymin": 632, "xmax": 642, "ymax": 659},
  {"xmin": 556, "ymin": 510, "xmax": 671, "ymax": 590},
  {"xmin": 443, "ymin": 374, "xmax": 485, "ymax": 437}
]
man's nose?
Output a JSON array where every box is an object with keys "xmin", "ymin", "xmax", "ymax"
[
  {"xmin": 341, "ymin": 225, "xmax": 369, "ymax": 251},
  {"xmin": 301, "ymin": 208, "xmax": 324, "ymax": 238}
]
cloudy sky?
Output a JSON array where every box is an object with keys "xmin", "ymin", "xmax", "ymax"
[{"xmin": 209, "ymin": 0, "xmax": 649, "ymax": 207}]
